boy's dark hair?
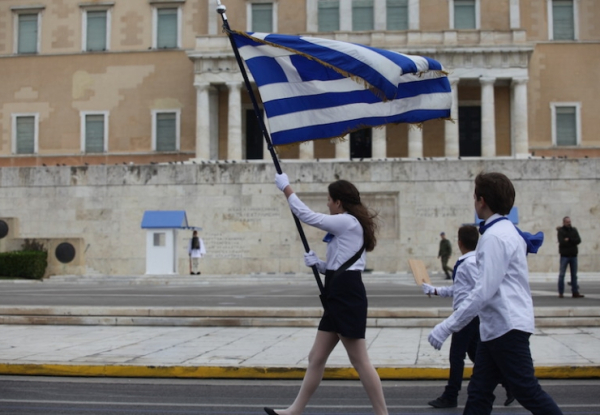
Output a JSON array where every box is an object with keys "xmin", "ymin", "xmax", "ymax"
[
  {"xmin": 458, "ymin": 225, "xmax": 479, "ymax": 251},
  {"xmin": 474, "ymin": 172, "xmax": 515, "ymax": 215}
]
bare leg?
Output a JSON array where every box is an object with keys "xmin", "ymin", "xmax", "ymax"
[
  {"xmin": 340, "ymin": 336, "xmax": 389, "ymax": 415},
  {"xmin": 272, "ymin": 330, "xmax": 339, "ymax": 415}
]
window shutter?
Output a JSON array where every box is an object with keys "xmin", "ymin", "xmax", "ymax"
[
  {"xmin": 85, "ymin": 114, "xmax": 105, "ymax": 153},
  {"xmin": 16, "ymin": 116, "xmax": 35, "ymax": 154},
  {"xmin": 18, "ymin": 14, "xmax": 38, "ymax": 54},
  {"xmin": 353, "ymin": 0, "xmax": 374, "ymax": 31},
  {"xmin": 318, "ymin": 0, "xmax": 340, "ymax": 32},
  {"xmin": 556, "ymin": 107, "xmax": 577, "ymax": 146},
  {"xmin": 553, "ymin": 1, "xmax": 574, "ymax": 40},
  {"xmin": 156, "ymin": 113, "xmax": 177, "ymax": 151},
  {"xmin": 454, "ymin": 0, "xmax": 476, "ymax": 29},
  {"xmin": 86, "ymin": 11, "xmax": 107, "ymax": 51},
  {"xmin": 251, "ymin": 3, "xmax": 273, "ymax": 32},
  {"xmin": 387, "ymin": 0, "xmax": 408, "ymax": 30},
  {"xmin": 157, "ymin": 8, "xmax": 178, "ymax": 48}
]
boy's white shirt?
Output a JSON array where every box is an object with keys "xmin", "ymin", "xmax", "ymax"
[
  {"xmin": 443, "ymin": 213, "xmax": 535, "ymax": 342},
  {"xmin": 188, "ymin": 237, "xmax": 206, "ymax": 258},
  {"xmin": 435, "ymin": 251, "xmax": 477, "ymax": 310}
]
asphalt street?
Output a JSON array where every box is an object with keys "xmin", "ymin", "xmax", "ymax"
[
  {"xmin": 0, "ymin": 280, "xmax": 598, "ymax": 308},
  {"xmin": 0, "ymin": 377, "xmax": 598, "ymax": 414}
]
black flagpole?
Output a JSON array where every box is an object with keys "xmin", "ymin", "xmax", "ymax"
[{"xmin": 215, "ymin": 2, "xmax": 327, "ymax": 306}]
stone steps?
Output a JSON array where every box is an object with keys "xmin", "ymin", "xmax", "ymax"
[{"xmin": 0, "ymin": 305, "xmax": 598, "ymax": 328}]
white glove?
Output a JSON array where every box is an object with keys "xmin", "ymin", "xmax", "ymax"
[
  {"xmin": 275, "ymin": 173, "xmax": 290, "ymax": 191},
  {"xmin": 304, "ymin": 251, "xmax": 326, "ymax": 274},
  {"xmin": 421, "ymin": 283, "xmax": 436, "ymax": 295},
  {"xmin": 428, "ymin": 321, "xmax": 453, "ymax": 350},
  {"xmin": 304, "ymin": 250, "xmax": 319, "ymax": 267}
]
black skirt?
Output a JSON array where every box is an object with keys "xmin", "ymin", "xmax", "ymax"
[{"xmin": 318, "ymin": 270, "xmax": 368, "ymax": 339}]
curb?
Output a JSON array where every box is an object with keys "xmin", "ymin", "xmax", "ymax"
[{"xmin": 0, "ymin": 363, "xmax": 598, "ymax": 380}]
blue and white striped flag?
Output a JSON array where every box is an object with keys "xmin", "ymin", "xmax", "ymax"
[{"xmin": 231, "ymin": 31, "xmax": 452, "ymax": 146}]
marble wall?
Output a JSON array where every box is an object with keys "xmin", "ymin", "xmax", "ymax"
[{"xmin": 0, "ymin": 158, "xmax": 598, "ymax": 275}]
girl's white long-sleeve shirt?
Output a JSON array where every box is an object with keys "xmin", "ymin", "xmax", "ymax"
[{"xmin": 287, "ymin": 193, "xmax": 366, "ymax": 272}]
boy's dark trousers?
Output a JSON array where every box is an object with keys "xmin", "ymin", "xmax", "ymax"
[
  {"xmin": 441, "ymin": 317, "xmax": 479, "ymax": 403},
  {"xmin": 464, "ymin": 330, "xmax": 563, "ymax": 415}
]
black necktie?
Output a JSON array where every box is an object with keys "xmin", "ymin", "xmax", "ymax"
[{"xmin": 451, "ymin": 258, "xmax": 466, "ymax": 281}]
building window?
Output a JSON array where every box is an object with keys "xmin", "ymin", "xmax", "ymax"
[
  {"xmin": 248, "ymin": 2, "xmax": 276, "ymax": 32},
  {"xmin": 387, "ymin": 0, "xmax": 408, "ymax": 30},
  {"xmin": 16, "ymin": 13, "xmax": 39, "ymax": 54},
  {"xmin": 12, "ymin": 114, "xmax": 38, "ymax": 154},
  {"xmin": 551, "ymin": 103, "xmax": 580, "ymax": 146},
  {"xmin": 82, "ymin": 8, "xmax": 110, "ymax": 51},
  {"xmin": 352, "ymin": 0, "xmax": 374, "ymax": 31},
  {"xmin": 153, "ymin": 232, "xmax": 166, "ymax": 247},
  {"xmin": 350, "ymin": 128, "xmax": 372, "ymax": 159},
  {"xmin": 451, "ymin": 0, "xmax": 478, "ymax": 30},
  {"xmin": 155, "ymin": 8, "xmax": 179, "ymax": 48},
  {"xmin": 152, "ymin": 110, "xmax": 180, "ymax": 152},
  {"xmin": 81, "ymin": 112, "xmax": 108, "ymax": 153},
  {"xmin": 318, "ymin": 0, "xmax": 340, "ymax": 32},
  {"xmin": 549, "ymin": 0, "xmax": 576, "ymax": 40}
]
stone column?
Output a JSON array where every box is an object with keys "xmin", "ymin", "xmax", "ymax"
[
  {"xmin": 340, "ymin": 0, "xmax": 352, "ymax": 31},
  {"xmin": 299, "ymin": 141, "xmax": 314, "ymax": 159},
  {"xmin": 480, "ymin": 77, "xmax": 496, "ymax": 157},
  {"xmin": 306, "ymin": 0, "xmax": 318, "ymax": 32},
  {"xmin": 335, "ymin": 135, "xmax": 350, "ymax": 159},
  {"xmin": 194, "ymin": 82, "xmax": 211, "ymax": 160},
  {"xmin": 226, "ymin": 81, "xmax": 243, "ymax": 160},
  {"xmin": 374, "ymin": 0, "xmax": 386, "ymax": 30},
  {"xmin": 409, "ymin": 0, "xmax": 420, "ymax": 30},
  {"xmin": 408, "ymin": 126, "xmax": 423, "ymax": 158},
  {"xmin": 371, "ymin": 126, "xmax": 386, "ymax": 159},
  {"xmin": 510, "ymin": 0, "xmax": 520, "ymax": 29},
  {"xmin": 445, "ymin": 78, "xmax": 460, "ymax": 157},
  {"xmin": 512, "ymin": 77, "xmax": 529, "ymax": 158}
]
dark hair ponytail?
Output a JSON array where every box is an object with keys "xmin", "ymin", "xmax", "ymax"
[{"xmin": 328, "ymin": 180, "xmax": 378, "ymax": 252}]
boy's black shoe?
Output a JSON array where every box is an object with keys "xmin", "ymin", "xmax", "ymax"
[
  {"xmin": 504, "ymin": 392, "xmax": 515, "ymax": 406},
  {"xmin": 428, "ymin": 397, "xmax": 457, "ymax": 408}
]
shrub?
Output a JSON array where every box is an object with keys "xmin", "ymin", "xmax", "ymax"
[
  {"xmin": 0, "ymin": 251, "xmax": 48, "ymax": 279},
  {"xmin": 21, "ymin": 239, "xmax": 47, "ymax": 252}
]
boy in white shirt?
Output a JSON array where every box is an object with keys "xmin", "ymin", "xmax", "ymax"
[
  {"xmin": 422, "ymin": 225, "xmax": 512, "ymax": 409},
  {"xmin": 428, "ymin": 172, "xmax": 562, "ymax": 414}
]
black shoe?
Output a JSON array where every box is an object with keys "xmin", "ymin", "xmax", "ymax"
[
  {"xmin": 573, "ymin": 292, "xmax": 585, "ymax": 298},
  {"xmin": 263, "ymin": 408, "xmax": 278, "ymax": 415},
  {"xmin": 190, "ymin": 272, "xmax": 194, "ymax": 275},
  {"xmin": 504, "ymin": 394, "xmax": 515, "ymax": 406},
  {"xmin": 428, "ymin": 397, "xmax": 457, "ymax": 408}
]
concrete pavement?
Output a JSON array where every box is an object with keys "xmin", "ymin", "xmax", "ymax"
[{"xmin": 0, "ymin": 272, "xmax": 599, "ymax": 380}]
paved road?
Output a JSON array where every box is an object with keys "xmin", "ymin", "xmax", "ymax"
[
  {"xmin": 1, "ymin": 280, "xmax": 598, "ymax": 308},
  {"xmin": 0, "ymin": 376, "xmax": 597, "ymax": 414}
]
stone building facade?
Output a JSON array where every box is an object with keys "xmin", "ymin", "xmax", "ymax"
[
  {"xmin": 0, "ymin": 159, "xmax": 598, "ymax": 276},
  {"xmin": 1, "ymin": 1, "xmax": 599, "ymax": 276},
  {"xmin": 1, "ymin": 0, "xmax": 599, "ymax": 166}
]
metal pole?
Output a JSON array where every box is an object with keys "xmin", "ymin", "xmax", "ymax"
[{"xmin": 215, "ymin": 1, "xmax": 326, "ymax": 301}]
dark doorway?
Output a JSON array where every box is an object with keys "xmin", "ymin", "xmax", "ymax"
[
  {"xmin": 245, "ymin": 109, "xmax": 264, "ymax": 160},
  {"xmin": 459, "ymin": 106, "xmax": 481, "ymax": 157},
  {"xmin": 350, "ymin": 128, "xmax": 372, "ymax": 159}
]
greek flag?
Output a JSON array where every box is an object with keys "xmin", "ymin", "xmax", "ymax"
[{"xmin": 231, "ymin": 31, "xmax": 452, "ymax": 146}]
